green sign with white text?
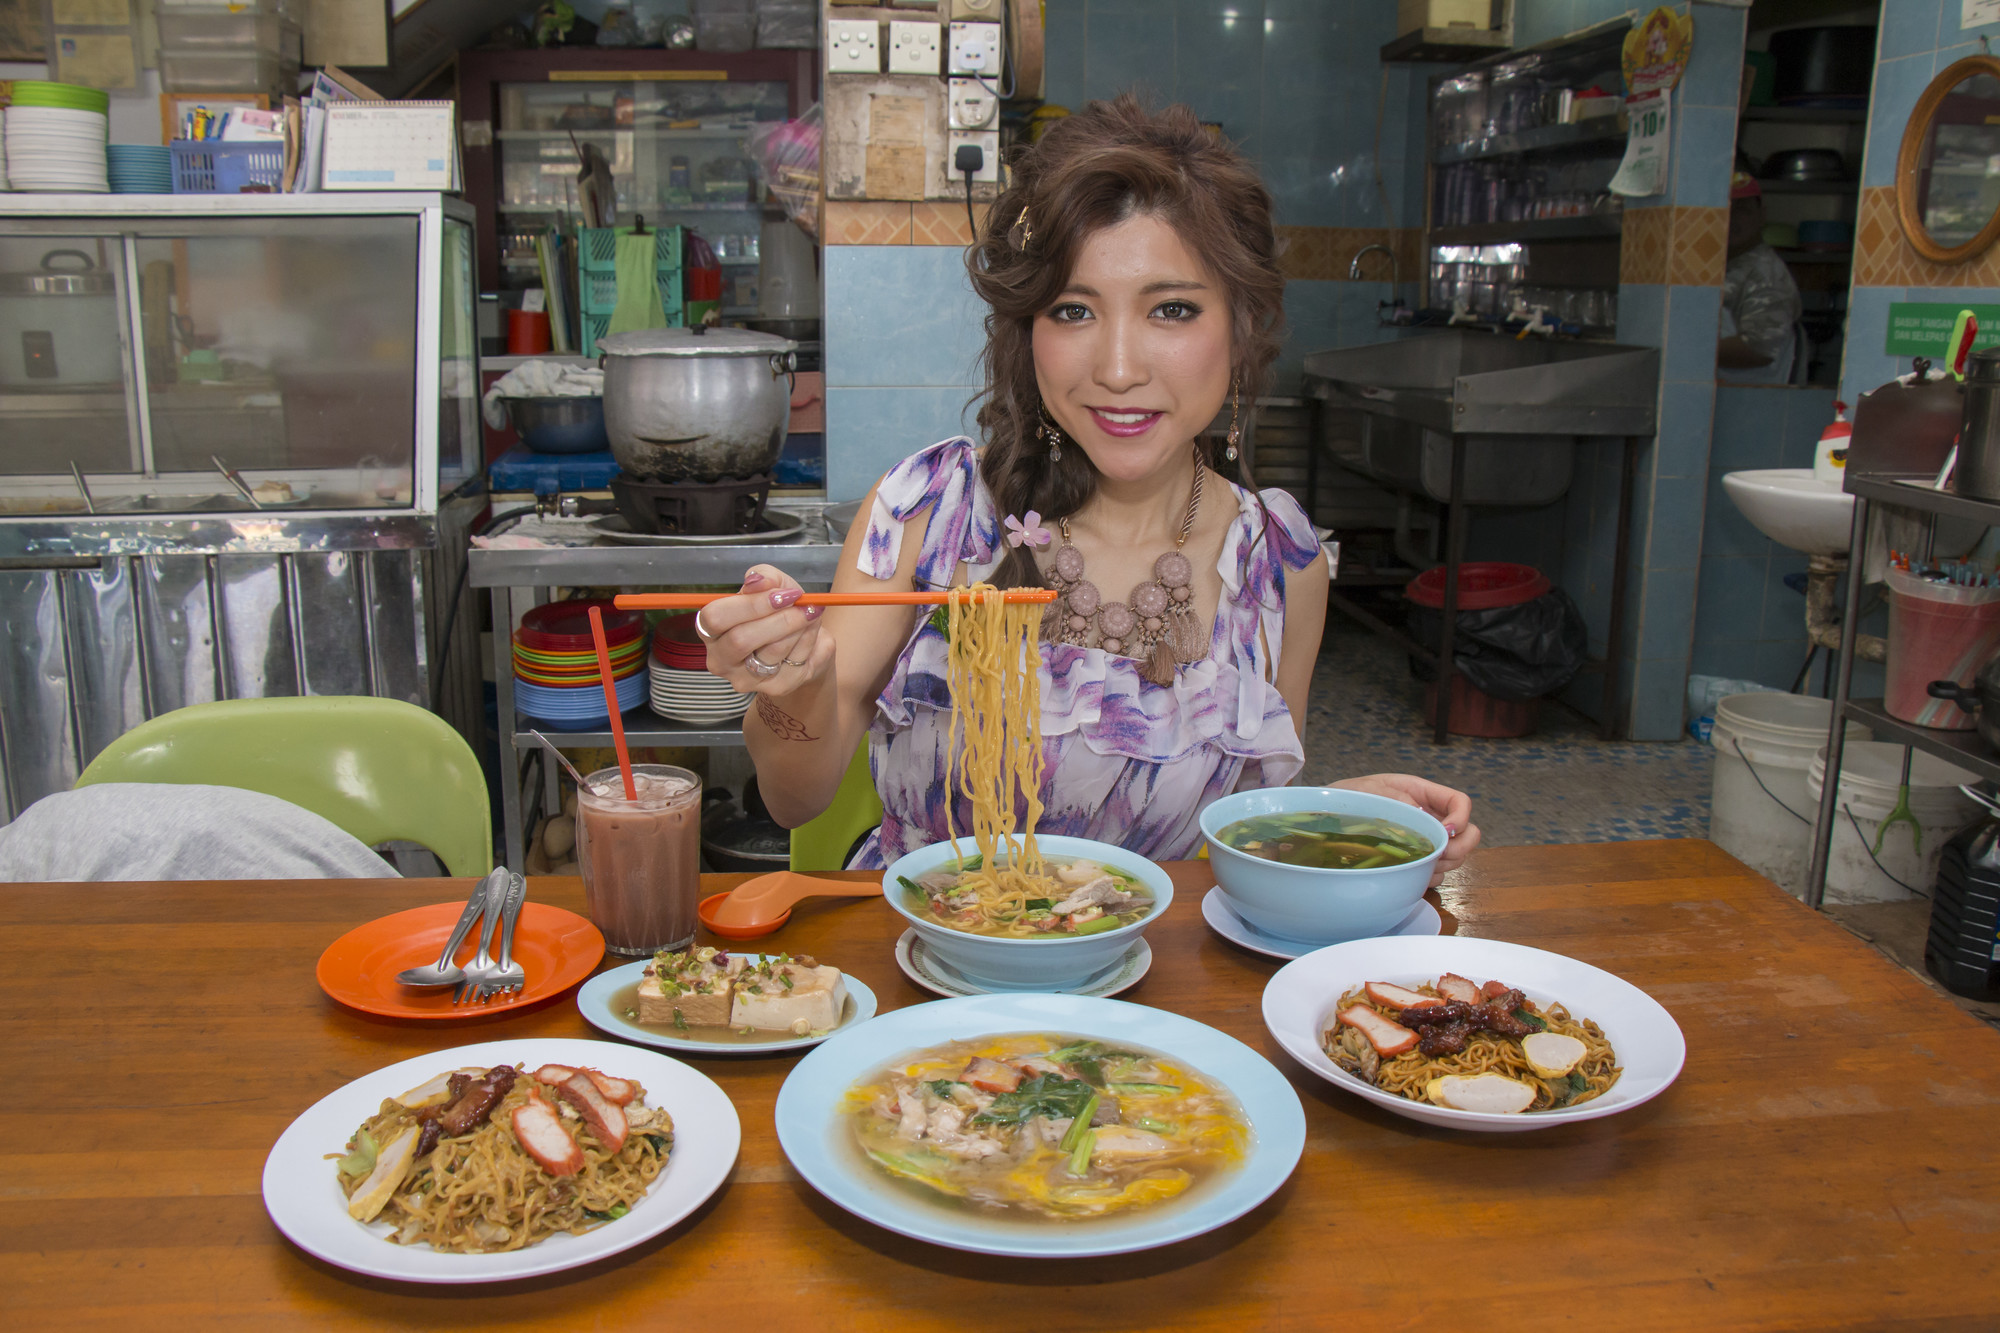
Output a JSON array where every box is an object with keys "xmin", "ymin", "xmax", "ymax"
[{"xmin": 1886, "ymin": 302, "xmax": 2000, "ymax": 357}]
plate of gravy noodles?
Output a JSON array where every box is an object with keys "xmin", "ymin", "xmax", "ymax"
[
  {"xmin": 1261, "ymin": 935, "xmax": 1686, "ymax": 1132},
  {"xmin": 773, "ymin": 993, "xmax": 1306, "ymax": 1257}
]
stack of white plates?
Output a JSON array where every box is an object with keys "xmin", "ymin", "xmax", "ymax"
[
  {"xmin": 650, "ymin": 661, "xmax": 752, "ymax": 725},
  {"xmin": 4, "ymin": 106, "xmax": 109, "ymax": 193}
]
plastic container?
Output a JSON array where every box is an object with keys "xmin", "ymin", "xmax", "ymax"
[
  {"xmin": 156, "ymin": 9, "xmax": 299, "ymax": 56},
  {"xmin": 1884, "ymin": 566, "xmax": 2000, "ymax": 729},
  {"xmin": 1807, "ymin": 742, "xmax": 1979, "ymax": 902},
  {"xmin": 1709, "ymin": 693, "xmax": 1871, "ymax": 894},
  {"xmin": 158, "ymin": 48, "xmax": 298, "ymax": 94},
  {"xmin": 169, "ymin": 140, "xmax": 285, "ymax": 193}
]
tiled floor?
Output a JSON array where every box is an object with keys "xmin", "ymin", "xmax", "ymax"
[{"xmin": 1298, "ymin": 621, "xmax": 1715, "ymax": 845}]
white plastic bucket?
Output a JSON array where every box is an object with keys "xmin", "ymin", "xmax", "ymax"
[
  {"xmin": 1709, "ymin": 693, "xmax": 1869, "ymax": 893},
  {"xmin": 1807, "ymin": 742, "xmax": 1981, "ymax": 902}
]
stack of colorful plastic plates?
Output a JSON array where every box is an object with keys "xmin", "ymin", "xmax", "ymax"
[
  {"xmin": 107, "ymin": 144, "xmax": 172, "ymax": 194},
  {"xmin": 3, "ymin": 88, "xmax": 108, "ymax": 192},
  {"xmin": 511, "ymin": 600, "xmax": 646, "ymax": 729}
]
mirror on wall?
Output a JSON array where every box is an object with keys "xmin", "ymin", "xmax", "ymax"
[{"xmin": 1897, "ymin": 56, "xmax": 2000, "ymax": 263}]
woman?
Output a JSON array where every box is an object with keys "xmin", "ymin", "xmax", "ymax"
[{"xmin": 701, "ymin": 96, "xmax": 1481, "ymax": 881}]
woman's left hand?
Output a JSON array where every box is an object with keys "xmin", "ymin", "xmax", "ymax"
[{"xmin": 1332, "ymin": 773, "xmax": 1481, "ymax": 887}]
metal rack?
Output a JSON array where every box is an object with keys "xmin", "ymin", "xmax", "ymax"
[
  {"xmin": 466, "ymin": 514, "xmax": 843, "ymax": 871},
  {"xmin": 1804, "ymin": 474, "xmax": 2000, "ymax": 906}
]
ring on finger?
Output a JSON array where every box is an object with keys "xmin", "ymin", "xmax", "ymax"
[
  {"xmin": 781, "ymin": 655, "xmax": 809, "ymax": 667},
  {"xmin": 745, "ymin": 648, "xmax": 783, "ymax": 678}
]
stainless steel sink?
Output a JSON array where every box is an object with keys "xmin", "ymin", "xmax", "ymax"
[{"xmin": 1302, "ymin": 330, "xmax": 1660, "ymax": 506}]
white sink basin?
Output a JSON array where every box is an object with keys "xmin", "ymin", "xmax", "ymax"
[{"xmin": 1722, "ymin": 468, "xmax": 1854, "ymax": 556}]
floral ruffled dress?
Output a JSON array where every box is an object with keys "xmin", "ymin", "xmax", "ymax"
[{"xmin": 849, "ymin": 438, "xmax": 1323, "ymax": 869}]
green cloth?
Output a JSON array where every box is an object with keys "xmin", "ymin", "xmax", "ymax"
[{"xmin": 605, "ymin": 231, "xmax": 667, "ymax": 335}]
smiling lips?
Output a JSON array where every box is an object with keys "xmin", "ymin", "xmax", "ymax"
[{"xmin": 1087, "ymin": 407, "xmax": 1164, "ymax": 437}]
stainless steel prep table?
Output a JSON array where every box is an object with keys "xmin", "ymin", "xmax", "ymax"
[{"xmin": 467, "ymin": 510, "xmax": 844, "ymax": 871}]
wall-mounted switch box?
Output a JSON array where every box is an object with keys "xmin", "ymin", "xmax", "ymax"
[
  {"xmin": 887, "ymin": 20, "xmax": 942, "ymax": 75},
  {"xmin": 950, "ymin": 0, "xmax": 1000, "ymax": 17},
  {"xmin": 948, "ymin": 76, "xmax": 997, "ymax": 129},
  {"xmin": 947, "ymin": 20, "xmax": 1002, "ymax": 77},
  {"xmin": 948, "ymin": 129, "xmax": 1000, "ymax": 183},
  {"xmin": 828, "ymin": 19, "xmax": 882, "ymax": 74}
]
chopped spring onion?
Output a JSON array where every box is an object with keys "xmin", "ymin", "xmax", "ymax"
[
  {"xmin": 1059, "ymin": 1095, "xmax": 1100, "ymax": 1153},
  {"xmin": 1065, "ymin": 1128, "xmax": 1095, "ymax": 1177}
]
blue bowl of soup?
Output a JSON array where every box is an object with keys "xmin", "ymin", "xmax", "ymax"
[
  {"xmin": 1199, "ymin": 787, "xmax": 1445, "ymax": 944},
  {"xmin": 882, "ymin": 835, "xmax": 1175, "ymax": 991}
]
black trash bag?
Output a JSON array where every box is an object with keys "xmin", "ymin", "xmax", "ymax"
[{"xmin": 1406, "ymin": 587, "xmax": 1589, "ymax": 702}]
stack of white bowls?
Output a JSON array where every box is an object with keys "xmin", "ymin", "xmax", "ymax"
[
  {"xmin": 650, "ymin": 616, "xmax": 752, "ymax": 725},
  {"xmin": 4, "ymin": 82, "xmax": 110, "ymax": 193}
]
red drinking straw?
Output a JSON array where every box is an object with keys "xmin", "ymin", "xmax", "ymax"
[{"xmin": 587, "ymin": 605, "xmax": 638, "ymax": 801}]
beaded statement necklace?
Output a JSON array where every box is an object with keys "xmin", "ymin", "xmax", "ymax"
[{"xmin": 1043, "ymin": 455, "xmax": 1207, "ymax": 687}]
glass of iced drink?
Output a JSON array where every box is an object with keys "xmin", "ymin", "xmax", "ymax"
[{"xmin": 575, "ymin": 763, "xmax": 701, "ymax": 955}]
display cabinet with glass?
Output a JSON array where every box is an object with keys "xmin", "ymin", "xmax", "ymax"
[
  {"xmin": 459, "ymin": 49, "xmax": 814, "ymax": 299},
  {"xmin": 0, "ymin": 194, "xmax": 478, "ymax": 546}
]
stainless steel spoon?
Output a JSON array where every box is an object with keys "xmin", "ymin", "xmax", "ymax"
[{"xmin": 397, "ymin": 867, "xmax": 506, "ymax": 986}]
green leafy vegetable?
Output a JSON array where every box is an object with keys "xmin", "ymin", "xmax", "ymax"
[
  {"xmin": 1106, "ymin": 1082, "xmax": 1180, "ymax": 1096},
  {"xmin": 336, "ymin": 1128, "xmax": 379, "ymax": 1177},
  {"xmin": 928, "ymin": 605, "xmax": 951, "ymax": 641},
  {"xmin": 1133, "ymin": 1116, "xmax": 1175, "ymax": 1133},
  {"xmin": 584, "ymin": 1203, "xmax": 631, "ymax": 1221},
  {"xmin": 1068, "ymin": 1057, "xmax": 1105, "ymax": 1087},
  {"xmin": 1058, "ymin": 1095, "xmax": 1100, "ymax": 1152},
  {"xmin": 927, "ymin": 1079, "xmax": 960, "ymax": 1099},
  {"xmin": 1512, "ymin": 1007, "xmax": 1547, "ymax": 1032},
  {"xmin": 1070, "ymin": 914, "xmax": 1125, "ymax": 936},
  {"xmin": 1567, "ymin": 1070, "xmax": 1588, "ymax": 1095},
  {"xmin": 1024, "ymin": 898, "xmax": 1053, "ymax": 912},
  {"xmin": 952, "ymin": 852, "xmax": 983, "ymax": 872},
  {"xmin": 1065, "ymin": 1129, "xmax": 1095, "ymax": 1177},
  {"xmin": 969, "ymin": 1075, "xmax": 1096, "ymax": 1127}
]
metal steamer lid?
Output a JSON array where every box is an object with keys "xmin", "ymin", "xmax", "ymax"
[{"xmin": 596, "ymin": 326, "xmax": 799, "ymax": 359}]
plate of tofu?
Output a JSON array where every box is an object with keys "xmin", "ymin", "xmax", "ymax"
[{"xmin": 577, "ymin": 946, "xmax": 878, "ymax": 1054}]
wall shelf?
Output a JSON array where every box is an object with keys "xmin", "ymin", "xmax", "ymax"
[
  {"xmin": 1841, "ymin": 699, "xmax": 2000, "ymax": 786},
  {"xmin": 1433, "ymin": 116, "xmax": 1626, "ymax": 165},
  {"xmin": 1382, "ymin": 27, "xmax": 1512, "ymax": 64},
  {"xmin": 1429, "ymin": 215, "xmax": 1622, "ymax": 246}
]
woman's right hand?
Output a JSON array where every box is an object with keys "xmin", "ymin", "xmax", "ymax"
[{"xmin": 698, "ymin": 565, "xmax": 834, "ymax": 694}]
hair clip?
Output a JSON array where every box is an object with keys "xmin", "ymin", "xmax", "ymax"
[{"xmin": 1008, "ymin": 206, "xmax": 1034, "ymax": 252}]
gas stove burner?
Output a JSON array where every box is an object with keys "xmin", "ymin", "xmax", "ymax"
[{"xmin": 610, "ymin": 472, "xmax": 775, "ymax": 535}]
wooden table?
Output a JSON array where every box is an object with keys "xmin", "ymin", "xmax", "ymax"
[{"xmin": 6, "ymin": 840, "xmax": 2000, "ymax": 1329}]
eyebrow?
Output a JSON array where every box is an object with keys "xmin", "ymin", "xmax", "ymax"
[{"xmin": 1058, "ymin": 279, "xmax": 1211, "ymax": 298}]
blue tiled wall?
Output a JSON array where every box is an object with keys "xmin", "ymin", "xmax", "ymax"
[{"xmin": 1693, "ymin": 386, "xmax": 1837, "ymax": 690}]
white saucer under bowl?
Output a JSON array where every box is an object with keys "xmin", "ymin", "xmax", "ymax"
[
  {"xmin": 1201, "ymin": 887, "xmax": 1440, "ymax": 960},
  {"xmin": 893, "ymin": 928, "xmax": 1152, "ymax": 998}
]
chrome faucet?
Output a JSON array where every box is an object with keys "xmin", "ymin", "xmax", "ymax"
[
  {"xmin": 1349, "ymin": 244, "xmax": 1410, "ymax": 324},
  {"xmin": 1348, "ymin": 243, "xmax": 1397, "ymax": 285}
]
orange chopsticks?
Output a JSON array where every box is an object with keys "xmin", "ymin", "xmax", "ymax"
[{"xmin": 613, "ymin": 589, "xmax": 1058, "ymax": 610}]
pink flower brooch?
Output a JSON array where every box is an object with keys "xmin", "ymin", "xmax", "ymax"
[{"xmin": 1004, "ymin": 510, "xmax": 1053, "ymax": 549}]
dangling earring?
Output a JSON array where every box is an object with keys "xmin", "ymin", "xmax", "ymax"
[
  {"xmin": 1224, "ymin": 377, "xmax": 1241, "ymax": 464},
  {"xmin": 1037, "ymin": 405, "xmax": 1064, "ymax": 463}
]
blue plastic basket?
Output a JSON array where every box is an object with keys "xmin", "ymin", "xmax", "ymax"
[{"xmin": 169, "ymin": 140, "xmax": 285, "ymax": 194}]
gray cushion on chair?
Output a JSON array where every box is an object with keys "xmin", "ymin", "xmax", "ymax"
[{"xmin": 0, "ymin": 784, "xmax": 402, "ymax": 881}]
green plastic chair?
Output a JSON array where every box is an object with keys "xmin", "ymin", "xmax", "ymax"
[
  {"xmin": 789, "ymin": 740, "xmax": 883, "ymax": 873},
  {"xmin": 75, "ymin": 697, "xmax": 492, "ymax": 877}
]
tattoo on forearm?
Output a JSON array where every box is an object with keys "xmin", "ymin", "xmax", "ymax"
[{"xmin": 757, "ymin": 694, "xmax": 818, "ymax": 741}]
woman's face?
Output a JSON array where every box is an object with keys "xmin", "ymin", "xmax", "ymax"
[{"xmin": 1032, "ymin": 211, "xmax": 1234, "ymax": 485}]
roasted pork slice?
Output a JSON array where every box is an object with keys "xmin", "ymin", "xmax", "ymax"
[
  {"xmin": 730, "ymin": 957, "xmax": 849, "ymax": 1033},
  {"xmin": 638, "ymin": 946, "xmax": 734, "ymax": 1027}
]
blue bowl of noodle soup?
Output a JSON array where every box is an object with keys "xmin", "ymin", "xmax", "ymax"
[
  {"xmin": 882, "ymin": 835, "xmax": 1174, "ymax": 991},
  {"xmin": 1200, "ymin": 787, "xmax": 1445, "ymax": 945}
]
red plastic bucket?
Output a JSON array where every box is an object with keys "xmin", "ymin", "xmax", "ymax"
[
  {"xmin": 1885, "ymin": 567, "xmax": 2000, "ymax": 729},
  {"xmin": 1405, "ymin": 561, "xmax": 1550, "ymax": 610}
]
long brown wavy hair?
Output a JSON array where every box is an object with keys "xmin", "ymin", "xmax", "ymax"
[{"xmin": 966, "ymin": 94, "xmax": 1286, "ymax": 589}]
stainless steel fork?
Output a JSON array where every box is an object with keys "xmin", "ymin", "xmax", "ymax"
[
  {"xmin": 473, "ymin": 873, "xmax": 528, "ymax": 1004},
  {"xmin": 452, "ymin": 871, "xmax": 511, "ymax": 1004}
]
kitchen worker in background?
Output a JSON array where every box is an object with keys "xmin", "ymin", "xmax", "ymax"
[{"xmin": 1719, "ymin": 169, "xmax": 1804, "ymax": 383}]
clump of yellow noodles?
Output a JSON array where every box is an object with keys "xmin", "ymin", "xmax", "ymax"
[{"xmin": 940, "ymin": 584, "xmax": 1055, "ymax": 916}]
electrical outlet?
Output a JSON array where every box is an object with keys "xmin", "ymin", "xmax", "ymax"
[
  {"xmin": 950, "ymin": 0, "xmax": 1000, "ymax": 17},
  {"xmin": 827, "ymin": 18, "xmax": 881, "ymax": 74},
  {"xmin": 949, "ymin": 129, "xmax": 999, "ymax": 183},
  {"xmin": 887, "ymin": 20, "xmax": 942, "ymax": 75},
  {"xmin": 948, "ymin": 76, "xmax": 997, "ymax": 129},
  {"xmin": 947, "ymin": 20, "xmax": 1002, "ymax": 77}
]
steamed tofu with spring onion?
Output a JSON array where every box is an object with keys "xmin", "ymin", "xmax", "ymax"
[
  {"xmin": 726, "ymin": 953, "xmax": 849, "ymax": 1034},
  {"xmin": 639, "ymin": 946, "xmax": 848, "ymax": 1036}
]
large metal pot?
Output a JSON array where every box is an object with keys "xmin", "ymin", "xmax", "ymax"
[{"xmin": 598, "ymin": 326, "xmax": 798, "ymax": 482}]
